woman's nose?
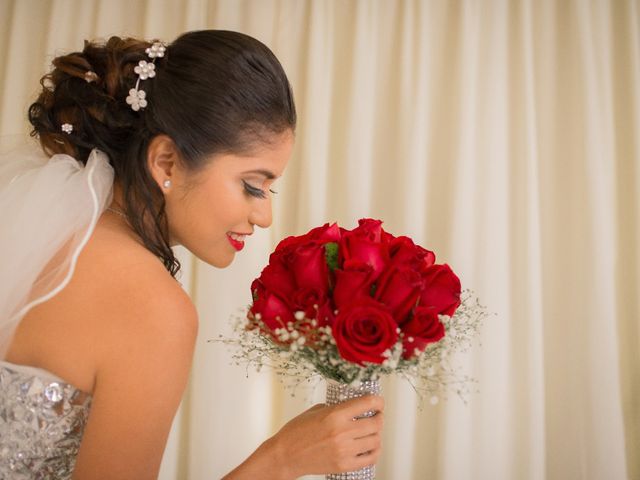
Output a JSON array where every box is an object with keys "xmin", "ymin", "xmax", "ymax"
[{"xmin": 249, "ymin": 197, "xmax": 273, "ymax": 229}]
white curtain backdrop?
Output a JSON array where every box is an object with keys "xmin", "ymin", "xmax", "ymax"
[{"xmin": 1, "ymin": 1, "xmax": 638, "ymax": 479}]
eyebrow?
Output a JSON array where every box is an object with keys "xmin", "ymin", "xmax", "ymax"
[{"xmin": 241, "ymin": 169, "xmax": 277, "ymax": 179}]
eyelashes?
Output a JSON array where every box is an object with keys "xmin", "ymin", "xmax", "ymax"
[{"xmin": 243, "ymin": 180, "xmax": 277, "ymax": 199}]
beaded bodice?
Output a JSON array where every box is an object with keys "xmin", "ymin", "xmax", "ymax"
[{"xmin": 0, "ymin": 361, "xmax": 92, "ymax": 479}]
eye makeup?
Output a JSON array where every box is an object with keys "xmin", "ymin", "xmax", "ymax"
[{"xmin": 242, "ymin": 180, "xmax": 277, "ymax": 199}]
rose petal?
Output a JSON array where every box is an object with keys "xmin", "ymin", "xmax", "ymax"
[{"xmin": 420, "ymin": 264, "xmax": 462, "ymax": 316}]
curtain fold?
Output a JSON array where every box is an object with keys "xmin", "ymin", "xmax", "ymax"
[{"xmin": 1, "ymin": 1, "xmax": 637, "ymax": 479}]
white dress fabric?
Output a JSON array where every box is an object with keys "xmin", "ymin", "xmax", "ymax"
[
  {"xmin": 0, "ymin": 359, "xmax": 92, "ymax": 478},
  {"xmin": 0, "ymin": 145, "xmax": 114, "ymax": 358}
]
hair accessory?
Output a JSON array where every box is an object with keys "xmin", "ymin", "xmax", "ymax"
[
  {"xmin": 61, "ymin": 123, "xmax": 73, "ymax": 134},
  {"xmin": 134, "ymin": 61, "xmax": 156, "ymax": 80},
  {"xmin": 126, "ymin": 89, "xmax": 147, "ymax": 111},
  {"xmin": 126, "ymin": 41, "xmax": 166, "ymax": 112},
  {"xmin": 84, "ymin": 71, "xmax": 98, "ymax": 83},
  {"xmin": 163, "ymin": 179, "xmax": 172, "ymax": 188},
  {"xmin": 145, "ymin": 43, "xmax": 166, "ymax": 59}
]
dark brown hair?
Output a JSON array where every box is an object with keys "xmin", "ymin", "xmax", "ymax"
[{"xmin": 28, "ymin": 30, "xmax": 296, "ymax": 277}]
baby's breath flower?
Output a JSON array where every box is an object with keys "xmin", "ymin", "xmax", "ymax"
[{"xmin": 210, "ymin": 291, "xmax": 486, "ymax": 407}]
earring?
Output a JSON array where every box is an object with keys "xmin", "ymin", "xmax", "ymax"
[{"xmin": 163, "ymin": 179, "xmax": 172, "ymax": 189}]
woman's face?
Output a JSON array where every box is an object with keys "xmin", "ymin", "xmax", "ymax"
[{"xmin": 164, "ymin": 131, "xmax": 294, "ymax": 268}]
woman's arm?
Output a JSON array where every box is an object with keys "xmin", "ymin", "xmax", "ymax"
[
  {"xmin": 223, "ymin": 396, "xmax": 385, "ymax": 479},
  {"xmin": 72, "ymin": 270, "xmax": 198, "ymax": 480}
]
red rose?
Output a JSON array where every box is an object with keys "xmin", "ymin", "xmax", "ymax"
[
  {"xmin": 288, "ymin": 243, "xmax": 330, "ymax": 294},
  {"xmin": 249, "ymin": 279, "xmax": 295, "ymax": 333},
  {"xmin": 339, "ymin": 225, "xmax": 390, "ymax": 280},
  {"xmin": 315, "ymin": 301, "xmax": 336, "ymax": 327},
  {"xmin": 256, "ymin": 240, "xmax": 332, "ymax": 325},
  {"xmin": 353, "ymin": 218, "xmax": 385, "ymax": 242},
  {"xmin": 420, "ymin": 264, "xmax": 461, "ymax": 316},
  {"xmin": 258, "ymin": 258, "xmax": 296, "ymax": 300},
  {"xmin": 389, "ymin": 236, "xmax": 435, "ymax": 273},
  {"xmin": 291, "ymin": 286, "xmax": 328, "ymax": 320},
  {"xmin": 275, "ymin": 222, "xmax": 341, "ymax": 252},
  {"xmin": 401, "ymin": 306, "xmax": 445, "ymax": 359},
  {"xmin": 332, "ymin": 298, "xmax": 399, "ymax": 365},
  {"xmin": 381, "ymin": 228, "xmax": 395, "ymax": 244},
  {"xmin": 374, "ymin": 264, "xmax": 423, "ymax": 325},
  {"xmin": 333, "ymin": 260, "xmax": 376, "ymax": 309},
  {"xmin": 281, "ymin": 294, "xmax": 332, "ymax": 348}
]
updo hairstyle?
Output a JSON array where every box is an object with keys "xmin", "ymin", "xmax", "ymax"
[{"xmin": 28, "ymin": 30, "xmax": 297, "ymax": 277}]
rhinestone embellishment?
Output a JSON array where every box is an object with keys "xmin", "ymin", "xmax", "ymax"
[
  {"xmin": 44, "ymin": 383, "xmax": 63, "ymax": 403},
  {"xmin": 325, "ymin": 379, "xmax": 382, "ymax": 480},
  {"xmin": 0, "ymin": 364, "xmax": 92, "ymax": 478}
]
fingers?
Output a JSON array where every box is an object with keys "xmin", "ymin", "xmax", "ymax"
[
  {"xmin": 352, "ymin": 412, "xmax": 384, "ymax": 438},
  {"xmin": 326, "ymin": 396, "xmax": 384, "ymax": 440},
  {"xmin": 350, "ymin": 446, "xmax": 382, "ymax": 471},
  {"xmin": 334, "ymin": 436, "xmax": 382, "ymax": 473},
  {"xmin": 352, "ymin": 432, "xmax": 382, "ymax": 454},
  {"xmin": 337, "ymin": 394, "xmax": 384, "ymax": 419},
  {"xmin": 274, "ymin": 398, "xmax": 384, "ymax": 477}
]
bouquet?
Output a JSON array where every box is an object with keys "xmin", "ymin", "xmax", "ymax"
[
  {"xmin": 222, "ymin": 218, "xmax": 485, "ymax": 403},
  {"xmin": 218, "ymin": 219, "xmax": 485, "ymax": 479}
]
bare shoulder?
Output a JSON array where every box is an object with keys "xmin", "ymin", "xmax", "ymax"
[
  {"xmin": 6, "ymin": 215, "xmax": 198, "ymax": 395},
  {"xmin": 70, "ymin": 218, "xmax": 199, "ymax": 479},
  {"xmin": 75, "ymin": 217, "xmax": 199, "ymax": 369}
]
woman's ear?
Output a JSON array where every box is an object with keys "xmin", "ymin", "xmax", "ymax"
[{"xmin": 146, "ymin": 135, "xmax": 182, "ymax": 192}]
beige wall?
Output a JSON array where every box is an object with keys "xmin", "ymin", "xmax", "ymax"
[{"xmin": 1, "ymin": 1, "xmax": 638, "ymax": 479}]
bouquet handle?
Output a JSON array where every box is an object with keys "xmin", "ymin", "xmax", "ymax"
[{"xmin": 325, "ymin": 379, "xmax": 382, "ymax": 480}]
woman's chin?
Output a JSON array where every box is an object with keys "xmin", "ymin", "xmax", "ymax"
[
  {"xmin": 181, "ymin": 241, "xmax": 237, "ymax": 269},
  {"xmin": 201, "ymin": 251, "xmax": 236, "ymax": 269}
]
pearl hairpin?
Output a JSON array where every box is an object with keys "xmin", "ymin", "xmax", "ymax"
[
  {"xmin": 126, "ymin": 41, "xmax": 166, "ymax": 112},
  {"xmin": 61, "ymin": 123, "xmax": 73, "ymax": 134},
  {"xmin": 126, "ymin": 89, "xmax": 147, "ymax": 111},
  {"xmin": 84, "ymin": 71, "xmax": 98, "ymax": 83},
  {"xmin": 134, "ymin": 61, "xmax": 156, "ymax": 80},
  {"xmin": 145, "ymin": 43, "xmax": 166, "ymax": 59}
]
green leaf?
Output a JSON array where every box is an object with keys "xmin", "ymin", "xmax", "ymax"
[{"xmin": 324, "ymin": 242, "xmax": 339, "ymax": 272}]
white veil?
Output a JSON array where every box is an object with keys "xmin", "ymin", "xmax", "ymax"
[{"xmin": 0, "ymin": 142, "xmax": 114, "ymax": 358}]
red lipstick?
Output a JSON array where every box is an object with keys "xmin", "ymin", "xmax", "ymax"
[{"xmin": 227, "ymin": 233, "xmax": 245, "ymax": 251}]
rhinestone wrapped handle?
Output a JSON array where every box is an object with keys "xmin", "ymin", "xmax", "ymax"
[{"xmin": 325, "ymin": 379, "xmax": 382, "ymax": 480}]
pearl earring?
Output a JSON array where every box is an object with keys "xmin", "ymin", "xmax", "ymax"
[{"xmin": 163, "ymin": 179, "xmax": 172, "ymax": 189}]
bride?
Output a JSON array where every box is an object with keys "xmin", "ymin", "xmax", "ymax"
[{"xmin": 0, "ymin": 30, "xmax": 383, "ymax": 479}]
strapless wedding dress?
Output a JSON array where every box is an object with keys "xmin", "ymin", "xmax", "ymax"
[{"xmin": 0, "ymin": 361, "xmax": 92, "ymax": 478}]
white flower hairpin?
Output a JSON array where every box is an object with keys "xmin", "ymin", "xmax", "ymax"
[
  {"xmin": 126, "ymin": 89, "xmax": 147, "ymax": 111},
  {"xmin": 126, "ymin": 41, "xmax": 166, "ymax": 112},
  {"xmin": 145, "ymin": 43, "xmax": 166, "ymax": 58},
  {"xmin": 84, "ymin": 71, "xmax": 98, "ymax": 83},
  {"xmin": 134, "ymin": 61, "xmax": 156, "ymax": 80}
]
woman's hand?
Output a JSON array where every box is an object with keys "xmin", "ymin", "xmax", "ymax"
[
  {"xmin": 271, "ymin": 394, "xmax": 384, "ymax": 478},
  {"xmin": 222, "ymin": 394, "xmax": 384, "ymax": 480}
]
